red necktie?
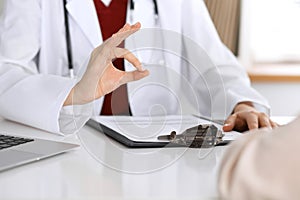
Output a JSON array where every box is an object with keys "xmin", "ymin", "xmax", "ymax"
[{"xmin": 93, "ymin": 0, "xmax": 131, "ymax": 115}]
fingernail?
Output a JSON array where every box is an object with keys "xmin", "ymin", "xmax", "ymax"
[
  {"xmin": 223, "ymin": 124, "xmax": 230, "ymax": 127},
  {"xmin": 134, "ymin": 22, "xmax": 141, "ymax": 27},
  {"xmin": 139, "ymin": 65, "xmax": 146, "ymax": 71}
]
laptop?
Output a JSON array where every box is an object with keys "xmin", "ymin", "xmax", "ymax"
[{"xmin": 0, "ymin": 133, "xmax": 79, "ymax": 172}]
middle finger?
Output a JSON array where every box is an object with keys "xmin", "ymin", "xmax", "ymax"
[{"xmin": 245, "ymin": 112, "xmax": 259, "ymax": 130}]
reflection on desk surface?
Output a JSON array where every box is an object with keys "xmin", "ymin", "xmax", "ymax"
[
  {"xmin": 0, "ymin": 117, "xmax": 228, "ymax": 199},
  {"xmin": 0, "ymin": 116, "xmax": 293, "ymax": 199}
]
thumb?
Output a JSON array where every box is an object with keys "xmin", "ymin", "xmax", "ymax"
[{"xmin": 119, "ymin": 70, "xmax": 149, "ymax": 85}]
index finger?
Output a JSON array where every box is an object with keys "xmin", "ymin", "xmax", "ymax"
[
  {"xmin": 117, "ymin": 23, "xmax": 131, "ymax": 33},
  {"xmin": 109, "ymin": 22, "xmax": 141, "ymax": 47}
]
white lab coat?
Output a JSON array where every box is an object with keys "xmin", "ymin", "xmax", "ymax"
[{"xmin": 0, "ymin": 0, "xmax": 269, "ymax": 134}]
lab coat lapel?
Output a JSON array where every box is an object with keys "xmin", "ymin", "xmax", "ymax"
[{"xmin": 66, "ymin": 0, "xmax": 103, "ymax": 48}]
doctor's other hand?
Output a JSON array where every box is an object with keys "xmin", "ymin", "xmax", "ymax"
[
  {"xmin": 222, "ymin": 102, "xmax": 278, "ymax": 132},
  {"xmin": 63, "ymin": 23, "xmax": 149, "ymax": 106}
]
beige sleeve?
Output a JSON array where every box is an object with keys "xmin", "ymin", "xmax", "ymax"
[{"xmin": 218, "ymin": 117, "xmax": 300, "ymax": 200}]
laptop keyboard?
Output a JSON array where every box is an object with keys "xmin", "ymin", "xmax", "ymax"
[{"xmin": 0, "ymin": 134, "xmax": 34, "ymax": 150}]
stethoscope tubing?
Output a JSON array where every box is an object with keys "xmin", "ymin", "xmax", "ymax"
[
  {"xmin": 130, "ymin": 0, "xmax": 158, "ymax": 15},
  {"xmin": 63, "ymin": 0, "xmax": 75, "ymax": 78}
]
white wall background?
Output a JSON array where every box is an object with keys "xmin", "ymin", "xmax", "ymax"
[
  {"xmin": 239, "ymin": 0, "xmax": 300, "ymax": 117},
  {"xmin": 0, "ymin": 1, "xmax": 3, "ymax": 15},
  {"xmin": 252, "ymin": 83, "xmax": 300, "ymax": 116}
]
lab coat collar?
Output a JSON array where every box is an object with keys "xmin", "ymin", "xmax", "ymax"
[{"xmin": 66, "ymin": 0, "xmax": 103, "ymax": 48}]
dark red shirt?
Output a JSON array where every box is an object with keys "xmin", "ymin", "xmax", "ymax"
[{"xmin": 93, "ymin": 0, "xmax": 131, "ymax": 115}]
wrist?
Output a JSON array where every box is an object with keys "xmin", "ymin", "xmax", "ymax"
[
  {"xmin": 63, "ymin": 83, "xmax": 101, "ymax": 106},
  {"xmin": 63, "ymin": 88, "xmax": 74, "ymax": 106}
]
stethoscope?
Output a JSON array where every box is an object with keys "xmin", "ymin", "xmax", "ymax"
[
  {"xmin": 63, "ymin": 0, "xmax": 74, "ymax": 78},
  {"xmin": 63, "ymin": 0, "xmax": 159, "ymax": 78}
]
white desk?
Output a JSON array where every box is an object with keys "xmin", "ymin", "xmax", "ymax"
[{"xmin": 0, "ymin": 117, "xmax": 293, "ymax": 200}]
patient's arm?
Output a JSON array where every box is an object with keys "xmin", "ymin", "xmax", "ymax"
[{"xmin": 219, "ymin": 116, "xmax": 300, "ymax": 199}]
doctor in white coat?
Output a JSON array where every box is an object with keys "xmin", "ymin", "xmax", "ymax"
[{"xmin": 0, "ymin": 0, "xmax": 276, "ymax": 135}]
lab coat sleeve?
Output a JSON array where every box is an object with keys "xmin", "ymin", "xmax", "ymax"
[
  {"xmin": 218, "ymin": 117, "xmax": 300, "ymax": 200},
  {"xmin": 0, "ymin": 64, "xmax": 83, "ymax": 134},
  {"xmin": 181, "ymin": 0, "xmax": 269, "ymax": 118},
  {"xmin": 0, "ymin": 0, "xmax": 91, "ymax": 134},
  {"xmin": 59, "ymin": 103, "xmax": 93, "ymax": 135}
]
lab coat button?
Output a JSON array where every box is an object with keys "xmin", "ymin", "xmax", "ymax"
[{"xmin": 159, "ymin": 60, "xmax": 165, "ymax": 65}]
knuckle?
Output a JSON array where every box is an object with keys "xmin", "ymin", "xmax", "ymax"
[
  {"xmin": 260, "ymin": 112, "xmax": 268, "ymax": 118},
  {"xmin": 249, "ymin": 110, "xmax": 258, "ymax": 115},
  {"xmin": 225, "ymin": 115, "xmax": 235, "ymax": 123},
  {"xmin": 231, "ymin": 113, "xmax": 237, "ymax": 118}
]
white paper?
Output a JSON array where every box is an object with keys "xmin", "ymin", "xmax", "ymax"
[{"xmin": 91, "ymin": 115, "xmax": 242, "ymax": 143}]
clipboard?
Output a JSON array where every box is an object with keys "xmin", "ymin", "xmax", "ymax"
[
  {"xmin": 87, "ymin": 119, "xmax": 171, "ymax": 148},
  {"xmin": 87, "ymin": 115, "xmax": 236, "ymax": 148}
]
